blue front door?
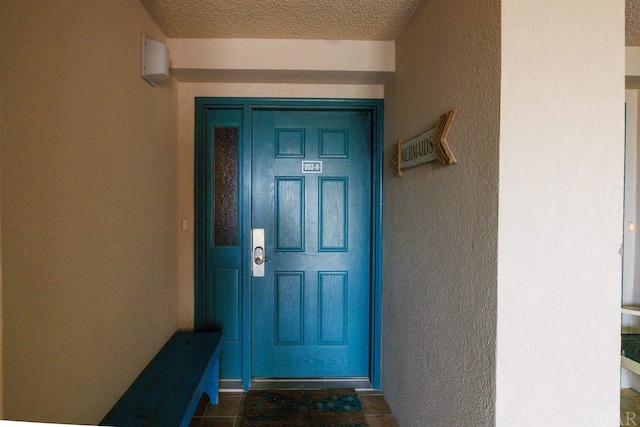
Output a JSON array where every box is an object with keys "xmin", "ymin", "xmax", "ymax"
[{"xmin": 251, "ymin": 109, "xmax": 372, "ymax": 378}]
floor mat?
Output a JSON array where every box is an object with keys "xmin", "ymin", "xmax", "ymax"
[{"xmin": 241, "ymin": 388, "xmax": 368, "ymax": 427}]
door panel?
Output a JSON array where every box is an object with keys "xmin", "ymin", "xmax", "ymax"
[
  {"xmin": 251, "ymin": 109, "xmax": 372, "ymax": 378},
  {"xmin": 202, "ymin": 108, "xmax": 243, "ymax": 379}
]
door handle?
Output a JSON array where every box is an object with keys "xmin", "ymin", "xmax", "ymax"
[
  {"xmin": 254, "ymin": 246, "xmax": 265, "ymax": 265},
  {"xmin": 252, "ymin": 229, "xmax": 270, "ymax": 277}
]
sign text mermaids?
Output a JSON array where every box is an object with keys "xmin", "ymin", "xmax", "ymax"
[
  {"xmin": 394, "ymin": 109, "xmax": 458, "ymax": 176},
  {"xmin": 399, "ymin": 127, "xmax": 437, "ymax": 169}
]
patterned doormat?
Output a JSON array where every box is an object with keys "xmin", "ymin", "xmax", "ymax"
[{"xmin": 240, "ymin": 388, "xmax": 368, "ymax": 427}]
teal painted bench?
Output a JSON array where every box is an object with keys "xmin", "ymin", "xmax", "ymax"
[{"xmin": 100, "ymin": 331, "xmax": 223, "ymax": 427}]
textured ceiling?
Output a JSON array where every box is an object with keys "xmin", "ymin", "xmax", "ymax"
[
  {"xmin": 142, "ymin": 0, "xmax": 640, "ymax": 44},
  {"xmin": 629, "ymin": 0, "xmax": 640, "ymax": 45},
  {"xmin": 140, "ymin": 0, "xmax": 424, "ymax": 40}
]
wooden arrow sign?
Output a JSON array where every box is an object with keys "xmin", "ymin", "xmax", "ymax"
[{"xmin": 394, "ymin": 109, "xmax": 458, "ymax": 176}]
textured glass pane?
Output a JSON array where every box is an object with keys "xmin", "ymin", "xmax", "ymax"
[{"xmin": 214, "ymin": 127, "xmax": 239, "ymax": 246}]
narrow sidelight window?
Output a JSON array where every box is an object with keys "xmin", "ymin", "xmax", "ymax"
[{"xmin": 213, "ymin": 126, "xmax": 239, "ymax": 246}]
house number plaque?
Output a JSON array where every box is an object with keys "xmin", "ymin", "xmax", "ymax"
[{"xmin": 302, "ymin": 161, "xmax": 322, "ymax": 173}]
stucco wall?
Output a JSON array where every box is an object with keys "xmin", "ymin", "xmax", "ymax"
[
  {"xmin": 496, "ymin": 1, "xmax": 624, "ymax": 425},
  {"xmin": 0, "ymin": 24, "xmax": 3, "ymax": 418},
  {"xmin": 382, "ymin": 1, "xmax": 500, "ymax": 425},
  {"xmin": 0, "ymin": 1, "xmax": 178, "ymax": 423}
]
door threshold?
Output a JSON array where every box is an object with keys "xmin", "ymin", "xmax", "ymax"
[
  {"xmin": 249, "ymin": 378, "xmax": 374, "ymax": 391},
  {"xmin": 219, "ymin": 379, "xmax": 244, "ymax": 392}
]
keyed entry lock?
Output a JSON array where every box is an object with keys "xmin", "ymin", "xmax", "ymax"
[
  {"xmin": 254, "ymin": 246, "xmax": 265, "ymax": 265},
  {"xmin": 252, "ymin": 229, "xmax": 270, "ymax": 277}
]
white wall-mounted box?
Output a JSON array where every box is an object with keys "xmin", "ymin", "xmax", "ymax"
[{"xmin": 141, "ymin": 34, "xmax": 169, "ymax": 87}]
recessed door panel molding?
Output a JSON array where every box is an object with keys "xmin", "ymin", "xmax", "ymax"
[
  {"xmin": 205, "ymin": 267, "xmax": 241, "ymax": 378},
  {"xmin": 319, "ymin": 178, "xmax": 348, "ymax": 252},
  {"xmin": 213, "ymin": 268, "xmax": 240, "ymax": 343},
  {"xmin": 319, "ymin": 128, "xmax": 349, "ymax": 158},
  {"xmin": 275, "ymin": 128, "xmax": 305, "ymax": 158},
  {"xmin": 319, "ymin": 272, "xmax": 348, "ymax": 345},
  {"xmin": 275, "ymin": 177, "xmax": 305, "ymax": 252},
  {"xmin": 275, "ymin": 272, "xmax": 305, "ymax": 346}
]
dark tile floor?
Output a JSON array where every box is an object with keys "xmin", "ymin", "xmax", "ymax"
[
  {"xmin": 622, "ymin": 388, "xmax": 640, "ymax": 427},
  {"xmin": 189, "ymin": 389, "xmax": 398, "ymax": 427}
]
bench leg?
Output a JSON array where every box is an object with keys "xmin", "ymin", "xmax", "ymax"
[{"xmin": 203, "ymin": 358, "xmax": 220, "ymax": 405}]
